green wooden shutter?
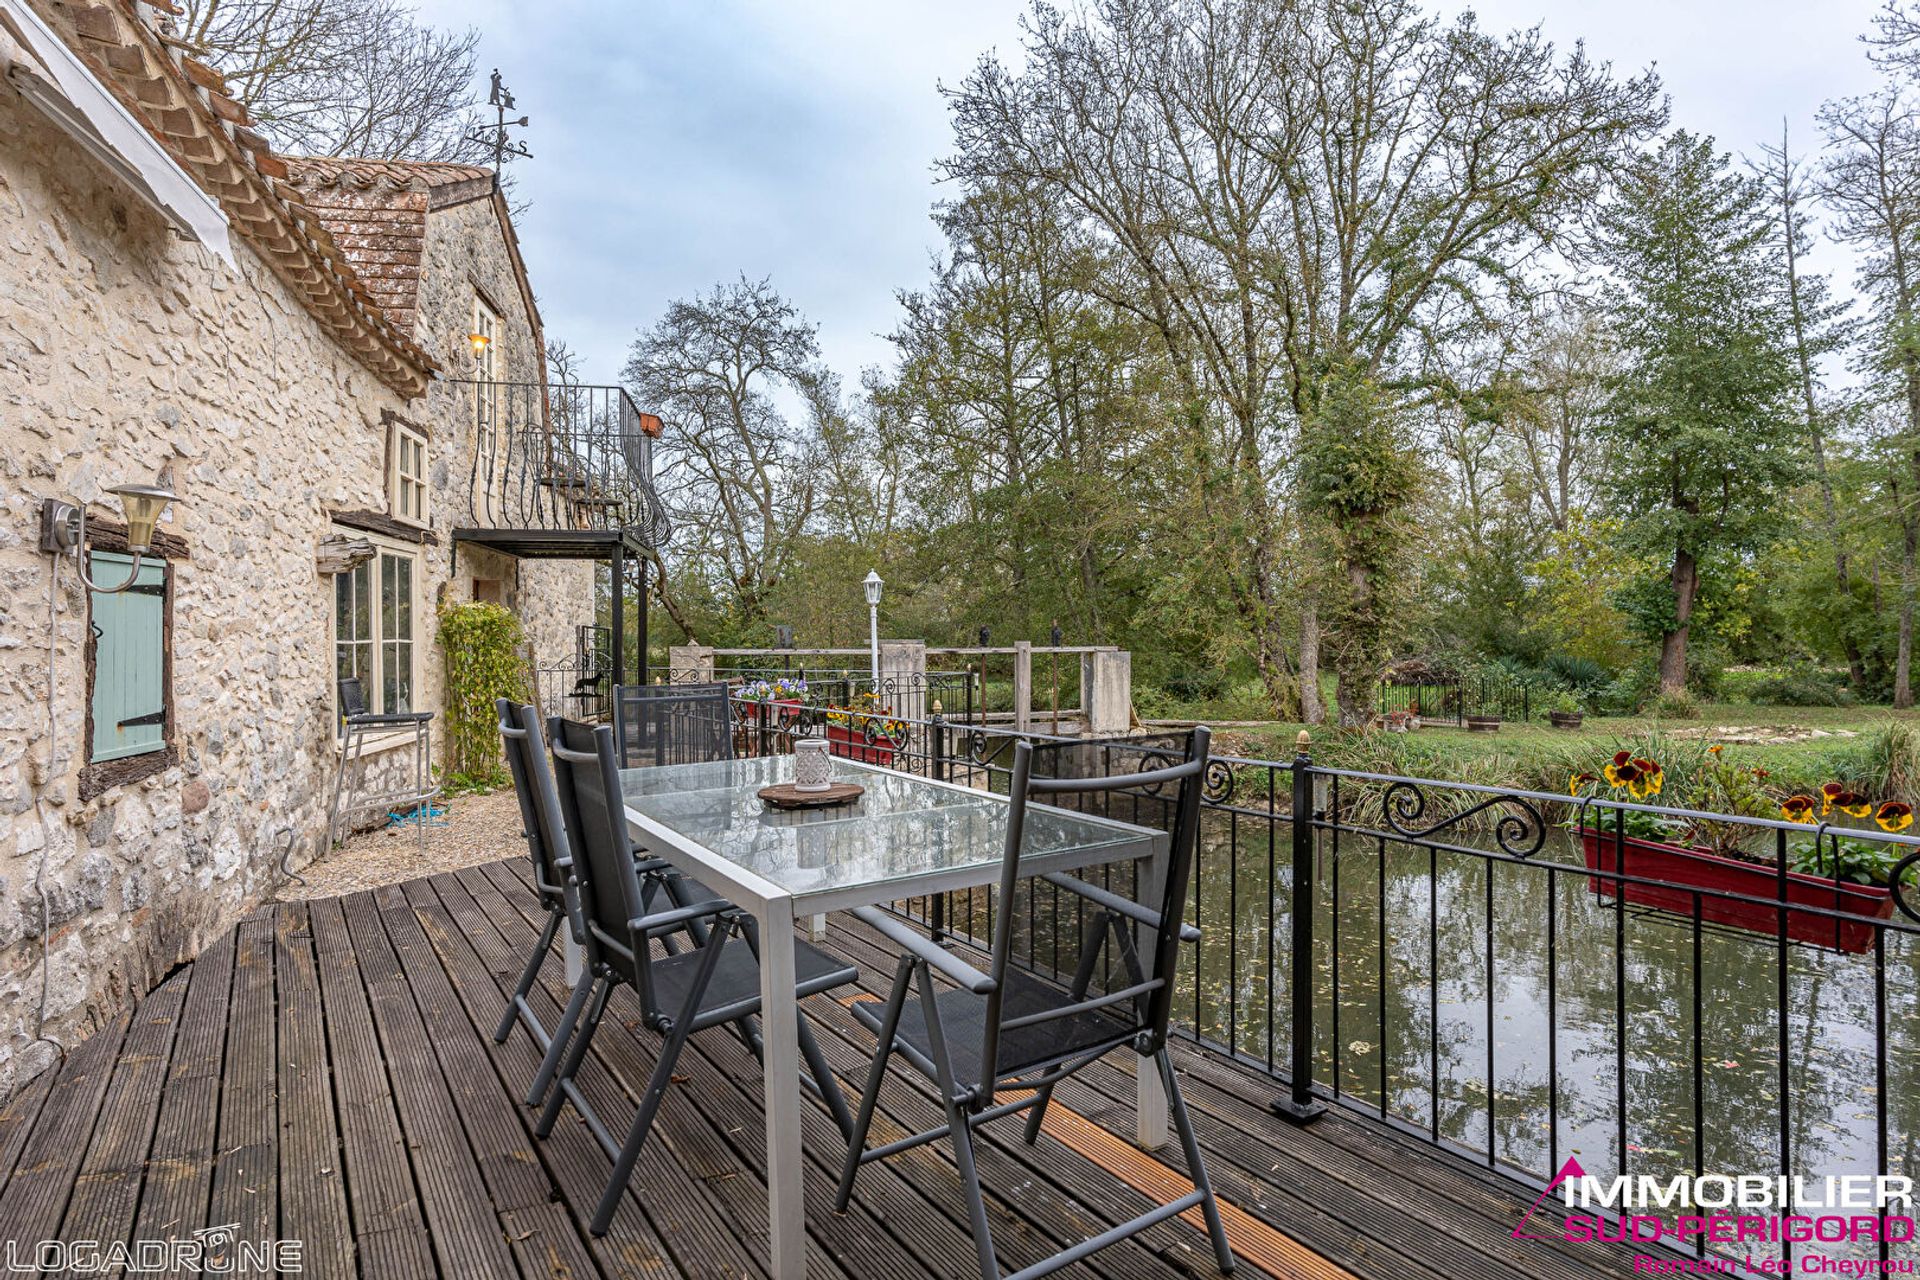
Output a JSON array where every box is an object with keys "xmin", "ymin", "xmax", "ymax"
[{"xmin": 89, "ymin": 552, "xmax": 168, "ymax": 763}]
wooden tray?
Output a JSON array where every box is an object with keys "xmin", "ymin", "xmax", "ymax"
[{"xmin": 758, "ymin": 782, "xmax": 864, "ymax": 810}]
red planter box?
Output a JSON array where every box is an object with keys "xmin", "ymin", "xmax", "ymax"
[
  {"xmin": 826, "ymin": 723, "xmax": 898, "ymax": 767},
  {"xmin": 1578, "ymin": 830, "xmax": 1893, "ymax": 953}
]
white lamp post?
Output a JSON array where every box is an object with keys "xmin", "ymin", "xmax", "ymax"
[{"xmin": 863, "ymin": 569, "xmax": 883, "ymax": 691}]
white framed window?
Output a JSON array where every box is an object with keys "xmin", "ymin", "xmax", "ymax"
[
  {"xmin": 389, "ymin": 420, "xmax": 429, "ymax": 527},
  {"xmin": 471, "ymin": 294, "xmax": 500, "ymax": 458},
  {"xmin": 334, "ymin": 543, "xmax": 417, "ymax": 718}
]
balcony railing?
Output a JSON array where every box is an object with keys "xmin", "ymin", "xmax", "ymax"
[
  {"xmin": 449, "ymin": 378, "xmax": 671, "ymax": 546},
  {"xmin": 721, "ymin": 700, "xmax": 1920, "ymax": 1272}
]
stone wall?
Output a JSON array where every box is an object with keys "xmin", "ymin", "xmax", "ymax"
[
  {"xmin": 0, "ymin": 90, "xmax": 582, "ymax": 1096},
  {"xmin": 410, "ymin": 194, "xmax": 592, "ymax": 701}
]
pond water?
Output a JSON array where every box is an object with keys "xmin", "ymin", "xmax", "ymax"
[{"xmin": 1173, "ymin": 820, "xmax": 1920, "ymax": 1265}]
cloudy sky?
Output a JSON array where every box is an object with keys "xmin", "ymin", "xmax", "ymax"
[{"xmin": 416, "ymin": 0, "xmax": 1890, "ymax": 389}]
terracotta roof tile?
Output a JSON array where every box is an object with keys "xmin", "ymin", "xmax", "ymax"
[
  {"xmin": 283, "ymin": 157, "xmax": 500, "ymax": 339},
  {"xmin": 29, "ymin": 0, "xmax": 437, "ymax": 396}
]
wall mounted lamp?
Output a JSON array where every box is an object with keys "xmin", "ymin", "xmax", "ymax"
[{"xmin": 39, "ymin": 481, "xmax": 181, "ymax": 593}]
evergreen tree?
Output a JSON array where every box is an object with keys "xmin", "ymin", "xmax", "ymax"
[{"xmin": 1597, "ymin": 132, "xmax": 1802, "ymax": 697}]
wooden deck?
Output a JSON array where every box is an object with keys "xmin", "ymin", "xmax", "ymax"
[{"xmin": 0, "ymin": 861, "xmax": 1639, "ymax": 1279}]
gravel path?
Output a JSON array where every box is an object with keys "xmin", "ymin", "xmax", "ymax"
[{"xmin": 276, "ymin": 787, "xmax": 524, "ymax": 902}]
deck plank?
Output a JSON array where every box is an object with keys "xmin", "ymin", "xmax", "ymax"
[
  {"xmin": 309, "ymin": 894, "xmax": 438, "ymax": 1277},
  {"xmin": 0, "ymin": 1070, "xmax": 55, "ymax": 1205},
  {"xmin": 0, "ymin": 1012, "xmax": 129, "ymax": 1259},
  {"xmin": 0, "ymin": 858, "xmax": 1653, "ymax": 1280},
  {"xmin": 339, "ymin": 887, "xmax": 521, "ymax": 1280},
  {"xmin": 48, "ymin": 967, "xmax": 187, "ymax": 1275},
  {"xmin": 208, "ymin": 913, "xmax": 278, "ymax": 1253},
  {"xmin": 130, "ymin": 927, "xmax": 235, "ymax": 1249},
  {"xmin": 445, "ymin": 859, "xmax": 798, "ymax": 1280},
  {"xmin": 479, "ymin": 860, "xmax": 1153, "ymax": 1280},
  {"xmin": 274, "ymin": 902, "xmax": 354, "ymax": 1280}
]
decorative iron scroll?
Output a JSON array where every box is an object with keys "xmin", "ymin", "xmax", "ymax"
[
  {"xmin": 1892, "ymin": 852, "xmax": 1920, "ymax": 925},
  {"xmin": 1381, "ymin": 780, "xmax": 1547, "ymax": 858},
  {"xmin": 966, "ymin": 729, "xmax": 993, "ymax": 765},
  {"xmin": 1202, "ymin": 759, "xmax": 1235, "ymax": 805}
]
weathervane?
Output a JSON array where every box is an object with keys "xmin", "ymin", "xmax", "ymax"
[{"xmin": 470, "ymin": 69, "xmax": 532, "ymax": 169}]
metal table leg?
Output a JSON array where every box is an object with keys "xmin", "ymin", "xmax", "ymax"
[
  {"xmin": 1135, "ymin": 841, "xmax": 1170, "ymax": 1149},
  {"xmin": 755, "ymin": 895, "xmax": 807, "ymax": 1279}
]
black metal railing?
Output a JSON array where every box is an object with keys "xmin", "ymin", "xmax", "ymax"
[
  {"xmin": 1377, "ymin": 669, "xmax": 1533, "ymax": 725},
  {"xmin": 724, "ymin": 702, "xmax": 1920, "ymax": 1269},
  {"xmin": 647, "ymin": 666, "xmax": 978, "ymax": 721},
  {"xmin": 449, "ymin": 379, "xmax": 671, "ymax": 545}
]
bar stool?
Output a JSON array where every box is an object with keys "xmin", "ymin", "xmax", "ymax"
[{"xmin": 326, "ymin": 677, "xmax": 438, "ymax": 851}]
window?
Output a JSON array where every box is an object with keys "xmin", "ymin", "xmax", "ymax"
[
  {"xmin": 471, "ymin": 294, "xmax": 500, "ymax": 457},
  {"xmin": 88, "ymin": 551, "xmax": 169, "ymax": 763},
  {"xmin": 389, "ymin": 420, "xmax": 429, "ymax": 527},
  {"xmin": 334, "ymin": 547, "xmax": 415, "ymax": 717}
]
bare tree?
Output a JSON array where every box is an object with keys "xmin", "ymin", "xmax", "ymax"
[
  {"xmin": 947, "ymin": 0, "xmax": 1662, "ymax": 723},
  {"xmin": 178, "ymin": 0, "xmax": 488, "ymax": 161},
  {"xmin": 1821, "ymin": 91, "xmax": 1920, "ymax": 705},
  {"xmin": 1754, "ymin": 125, "xmax": 1861, "ymax": 682},
  {"xmin": 624, "ymin": 277, "xmax": 827, "ymax": 628}
]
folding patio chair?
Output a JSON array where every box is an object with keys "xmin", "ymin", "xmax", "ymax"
[
  {"xmin": 833, "ymin": 727, "xmax": 1236, "ymax": 1280},
  {"xmin": 612, "ymin": 681, "xmax": 734, "ymax": 769},
  {"xmin": 492, "ymin": 699, "xmax": 721, "ymax": 1105},
  {"xmin": 491, "ymin": 698, "xmax": 586, "ymax": 1104},
  {"xmin": 536, "ymin": 716, "xmax": 859, "ymax": 1236},
  {"xmin": 610, "ymin": 681, "xmax": 736, "ymax": 948}
]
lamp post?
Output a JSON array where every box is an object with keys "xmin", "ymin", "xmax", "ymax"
[{"xmin": 863, "ymin": 570, "xmax": 883, "ymax": 692}]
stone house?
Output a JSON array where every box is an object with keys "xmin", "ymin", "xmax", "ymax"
[{"xmin": 0, "ymin": 0, "xmax": 659, "ymax": 1096}]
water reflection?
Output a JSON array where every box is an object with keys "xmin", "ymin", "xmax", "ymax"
[{"xmin": 1177, "ymin": 821, "xmax": 1920, "ymax": 1265}]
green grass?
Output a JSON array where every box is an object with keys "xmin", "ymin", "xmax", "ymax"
[{"xmin": 1208, "ymin": 703, "xmax": 1920, "ymax": 802}]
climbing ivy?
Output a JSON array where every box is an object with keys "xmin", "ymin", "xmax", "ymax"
[{"xmin": 437, "ymin": 602, "xmax": 528, "ymax": 790}]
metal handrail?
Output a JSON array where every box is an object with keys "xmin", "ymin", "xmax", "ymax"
[{"xmin": 446, "ymin": 379, "xmax": 671, "ymax": 546}]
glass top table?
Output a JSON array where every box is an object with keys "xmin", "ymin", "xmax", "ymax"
[
  {"xmin": 610, "ymin": 752, "xmax": 1171, "ymax": 1280},
  {"xmin": 618, "ymin": 753, "xmax": 1162, "ymax": 915}
]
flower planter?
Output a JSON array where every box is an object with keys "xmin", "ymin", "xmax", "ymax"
[
  {"xmin": 1578, "ymin": 830, "xmax": 1893, "ymax": 953},
  {"xmin": 773, "ymin": 697, "xmax": 804, "ymax": 721},
  {"xmin": 827, "ymin": 722, "xmax": 899, "ymax": 767},
  {"xmin": 1465, "ymin": 715, "xmax": 1501, "ymax": 732},
  {"xmin": 1548, "ymin": 711, "xmax": 1584, "ymax": 730}
]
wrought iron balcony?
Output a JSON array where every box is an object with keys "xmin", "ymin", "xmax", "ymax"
[{"xmin": 447, "ymin": 378, "xmax": 671, "ymax": 548}]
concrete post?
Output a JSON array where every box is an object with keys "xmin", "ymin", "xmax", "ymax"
[
  {"xmin": 1086, "ymin": 650, "xmax": 1132, "ymax": 735},
  {"xmin": 877, "ymin": 640, "xmax": 927, "ymax": 726},
  {"xmin": 668, "ymin": 644, "xmax": 714, "ymax": 684},
  {"xmin": 1013, "ymin": 640, "xmax": 1033, "ymax": 734}
]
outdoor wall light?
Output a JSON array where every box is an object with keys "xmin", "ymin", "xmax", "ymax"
[
  {"xmin": 39, "ymin": 481, "xmax": 181, "ymax": 593},
  {"xmin": 467, "ymin": 331, "xmax": 491, "ymax": 357}
]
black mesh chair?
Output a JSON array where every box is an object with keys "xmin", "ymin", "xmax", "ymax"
[
  {"xmin": 491, "ymin": 700, "xmax": 586, "ymax": 1105},
  {"xmin": 536, "ymin": 716, "xmax": 859, "ymax": 1236},
  {"xmin": 833, "ymin": 727, "xmax": 1234, "ymax": 1280},
  {"xmin": 612, "ymin": 682, "xmax": 734, "ymax": 769},
  {"xmin": 610, "ymin": 682, "xmax": 734, "ymax": 941},
  {"xmin": 495, "ymin": 699, "xmax": 722, "ymax": 1105}
]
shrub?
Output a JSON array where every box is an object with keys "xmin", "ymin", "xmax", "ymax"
[
  {"xmin": 1643, "ymin": 689, "xmax": 1701, "ymax": 720},
  {"xmin": 1161, "ymin": 668, "xmax": 1228, "ymax": 704},
  {"xmin": 1543, "ymin": 654, "xmax": 1610, "ymax": 696},
  {"xmin": 1738, "ymin": 666, "xmax": 1854, "ymax": 708},
  {"xmin": 437, "ymin": 602, "xmax": 529, "ymax": 790}
]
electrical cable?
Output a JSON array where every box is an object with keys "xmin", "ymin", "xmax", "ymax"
[{"xmin": 25, "ymin": 550, "xmax": 69, "ymax": 1072}]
